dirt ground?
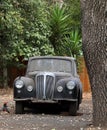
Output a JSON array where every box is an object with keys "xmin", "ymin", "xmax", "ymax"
[{"xmin": 0, "ymin": 89, "xmax": 106, "ymax": 130}]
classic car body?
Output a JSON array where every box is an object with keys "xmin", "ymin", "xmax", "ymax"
[{"xmin": 13, "ymin": 56, "xmax": 82, "ymax": 115}]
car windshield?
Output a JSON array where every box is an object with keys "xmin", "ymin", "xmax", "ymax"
[{"xmin": 27, "ymin": 58, "xmax": 72, "ymax": 73}]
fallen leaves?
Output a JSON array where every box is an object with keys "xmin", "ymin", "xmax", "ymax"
[{"xmin": 0, "ymin": 89, "xmax": 95, "ymax": 130}]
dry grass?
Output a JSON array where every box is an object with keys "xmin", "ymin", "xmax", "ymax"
[{"xmin": 0, "ymin": 88, "xmax": 13, "ymax": 95}]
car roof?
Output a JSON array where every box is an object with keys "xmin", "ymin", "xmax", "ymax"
[{"xmin": 29, "ymin": 56, "xmax": 75, "ymax": 61}]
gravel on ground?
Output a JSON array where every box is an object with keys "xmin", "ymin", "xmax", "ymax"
[{"xmin": 0, "ymin": 89, "xmax": 106, "ymax": 130}]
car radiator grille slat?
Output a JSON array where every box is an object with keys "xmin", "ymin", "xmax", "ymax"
[
  {"xmin": 46, "ymin": 76, "xmax": 54, "ymax": 99},
  {"xmin": 36, "ymin": 75, "xmax": 44, "ymax": 99},
  {"xmin": 36, "ymin": 73, "xmax": 55, "ymax": 100}
]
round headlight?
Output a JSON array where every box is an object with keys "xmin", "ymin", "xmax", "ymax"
[
  {"xmin": 57, "ymin": 86, "xmax": 63, "ymax": 92},
  {"xmin": 27, "ymin": 85, "xmax": 33, "ymax": 92},
  {"xmin": 15, "ymin": 80, "xmax": 24, "ymax": 89},
  {"xmin": 66, "ymin": 81, "xmax": 75, "ymax": 90}
]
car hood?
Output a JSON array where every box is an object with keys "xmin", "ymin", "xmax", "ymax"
[
  {"xmin": 27, "ymin": 71, "xmax": 73, "ymax": 81},
  {"xmin": 53, "ymin": 72, "xmax": 73, "ymax": 80}
]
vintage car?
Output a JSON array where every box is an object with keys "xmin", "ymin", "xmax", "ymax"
[{"xmin": 13, "ymin": 56, "xmax": 82, "ymax": 115}]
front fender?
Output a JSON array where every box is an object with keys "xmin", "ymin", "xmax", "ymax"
[
  {"xmin": 53, "ymin": 78, "xmax": 79, "ymax": 100},
  {"xmin": 14, "ymin": 76, "xmax": 34, "ymax": 86},
  {"xmin": 14, "ymin": 76, "xmax": 35, "ymax": 99}
]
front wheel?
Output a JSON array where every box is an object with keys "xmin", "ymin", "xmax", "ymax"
[
  {"xmin": 15, "ymin": 101, "xmax": 24, "ymax": 114},
  {"xmin": 69, "ymin": 101, "xmax": 78, "ymax": 116}
]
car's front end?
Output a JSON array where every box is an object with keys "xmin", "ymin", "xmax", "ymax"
[{"xmin": 13, "ymin": 56, "xmax": 82, "ymax": 115}]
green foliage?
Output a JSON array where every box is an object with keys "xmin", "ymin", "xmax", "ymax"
[
  {"xmin": 48, "ymin": 3, "xmax": 82, "ymax": 56},
  {"xmin": 14, "ymin": 0, "xmax": 54, "ymax": 57},
  {"xmin": 0, "ymin": 0, "xmax": 82, "ymax": 87},
  {"xmin": 0, "ymin": 0, "xmax": 54, "ymax": 65},
  {"xmin": 0, "ymin": 0, "xmax": 23, "ymax": 63},
  {"xmin": 0, "ymin": 0, "xmax": 81, "ymax": 64},
  {"xmin": 64, "ymin": 0, "xmax": 81, "ymax": 28},
  {"xmin": 61, "ymin": 29, "xmax": 82, "ymax": 72},
  {"xmin": 0, "ymin": 0, "xmax": 54, "ymax": 87},
  {"xmin": 49, "ymin": 4, "xmax": 71, "ymax": 54},
  {"xmin": 62, "ymin": 29, "xmax": 82, "ymax": 58}
]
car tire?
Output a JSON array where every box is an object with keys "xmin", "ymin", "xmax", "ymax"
[
  {"xmin": 69, "ymin": 101, "xmax": 78, "ymax": 116},
  {"xmin": 15, "ymin": 101, "xmax": 24, "ymax": 114}
]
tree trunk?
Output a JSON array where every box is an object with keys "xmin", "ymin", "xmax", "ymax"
[
  {"xmin": 80, "ymin": 0, "xmax": 107, "ymax": 127},
  {"xmin": 3, "ymin": 67, "xmax": 8, "ymax": 88}
]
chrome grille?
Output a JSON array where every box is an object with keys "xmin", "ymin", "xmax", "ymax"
[{"xmin": 36, "ymin": 73, "xmax": 55, "ymax": 100}]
